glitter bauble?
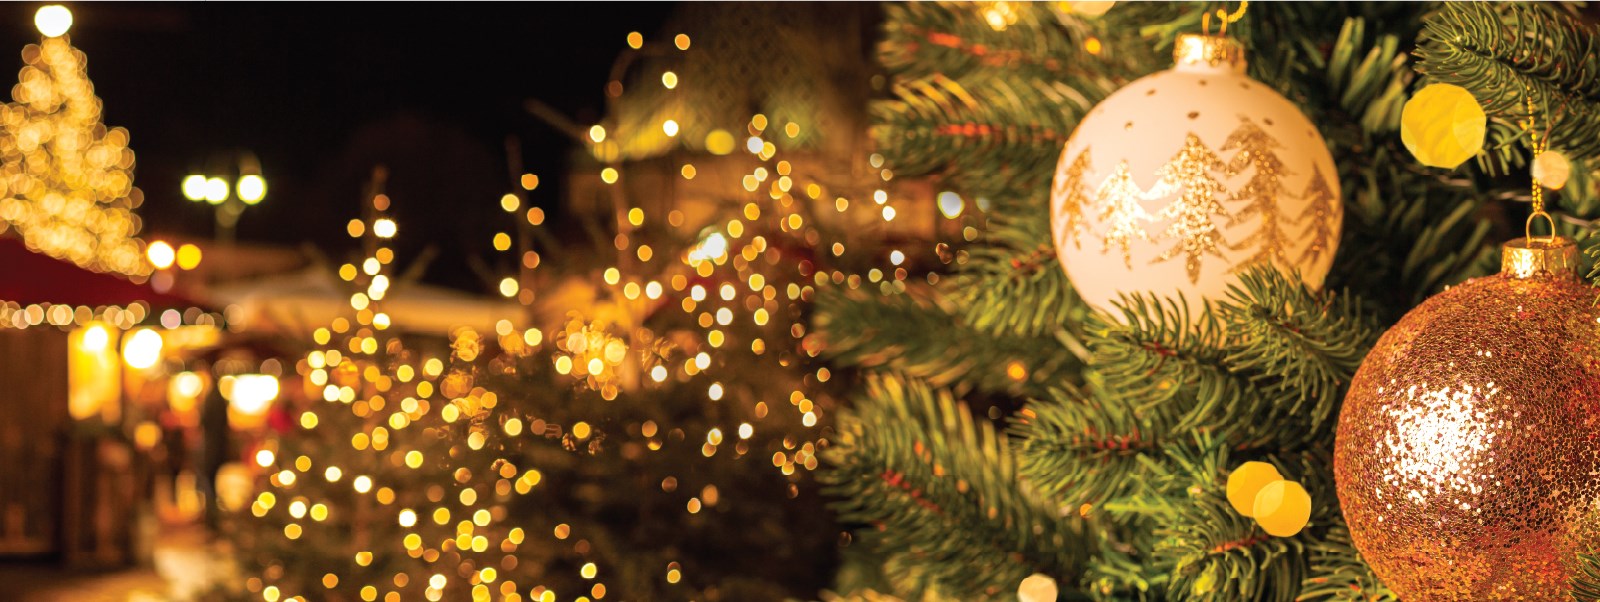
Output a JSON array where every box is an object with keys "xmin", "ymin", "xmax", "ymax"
[
  {"xmin": 1051, "ymin": 34, "xmax": 1340, "ymax": 317},
  {"xmin": 1334, "ymin": 238, "xmax": 1600, "ymax": 600}
]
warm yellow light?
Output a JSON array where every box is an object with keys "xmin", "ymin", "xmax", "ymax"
[
  {"xmin": 34, "ymin": 5, "xmax": 71, "ymax": 38},
  {"xmin": 674, "ymin": 34, "xmax": 690, "ymax": 50},
  {"xmin": 500, "ymin": 193, "xmax": 519, "ymax": 212},
  {"xmin": 663, "ymin": 120, "xmax": 679, "ymax": 137},
  {"xmin": 373, "ymin": 218, "xmax": 397, "ymax": 238},
  {"xmin": 661, "ymin": 71, "xmax": 678, "ymax": 89},
  {"xmin": 123, "ymin": 329, "xmax": 164, "ymax": 370},
  {"xmin": 176, "ymin": 244, "xmax": 202, "ymax": 270},
  {"xmin": 499, "ymin": 277, "xmax": 519, "ymax": 298},
  {"xmin": 705, "ymin": 130, "xmax": 735, "ymax": 155},
  {"xmin": 626, "ymin": 31, "xmax": 643, "ymax": 49},
  {"xmin": 230, "ymin": 374, "xmax": 279, "ymax": 414},
  {"xmin": 147, "ymin": 241, "xmax": 176, "ymax": 270},
  {"xmin": 256, "ymin": 449, "xmax": 275, "ymax": 468},
  {"xmin": 77, "ymin": 324, "xmax": 109, "ymax": 354},
  {"xmin": 204, "ymin": 177, "xmax": 229, "ymax": 204},
  {"xmin": 171, "ymin": 371, "xmax": 203, "ymax": 399},
  {"xmin": 589, "ymin": 125, "xmax": 607, "ymax": 143},
  {"xmin": 182, "ymin": 175, "xmax": 208, "ymax": 202},
  {"xmin": 600, "ymin": 167, "xmax": 619, "ymax": 184},
  {"xmin": 237, "ymin": 174, "xmax": 267, "ymax": 204}
]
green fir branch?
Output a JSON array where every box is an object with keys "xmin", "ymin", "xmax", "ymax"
[
  {"xmin": 953, "ymin": 193, "xmax": 1086, "ymax": 338},
  {"xmin": 878, "ymin": 2, "xmax": 1087, "ymax": 84},
  {"xmin": 1012, "ymin": 387, "xmax": 1158, "ymax": 507},
  {"xmin": 821, "ymin": 375, "xmax": 1086, "ymax": 600},
  {"xmin": 1100, "ymin": 442, "xmax": 1340, "ymax": 602},
  {"xmin": 872, "ymin": 74, "xmax": 1093, "ymax": 199},
  {"xmin": 813, "ymin": 287, "xmax": 1079, "ymax": 398},
  {"xmin": 1217, "ymin": 267, "xmax": 1376, "ymax": 445},
  {"xmin": 1298, "ymin": 523, "xmax": 1396, "ymax": 602},
  {"xmin": 1416, "ymin": 2, "xmax": 1600, "ymax": 163}
]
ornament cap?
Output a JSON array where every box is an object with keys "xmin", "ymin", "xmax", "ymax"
[
  {"xmin": 1174, "ymin": 34, "xmax": 1246, "ymax": 73},
  {"xmin": 1501, "ymin": 236, "xmax": 1577, "ymax": 280}
]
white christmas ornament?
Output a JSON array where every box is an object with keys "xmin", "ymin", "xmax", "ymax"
[{"xmin": 1051, "ymin": 34, "xmax": 1341, "ymax": 317}]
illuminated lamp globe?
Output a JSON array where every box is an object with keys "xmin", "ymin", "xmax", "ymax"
[
  {"xmin": 123, "ymin": 329, "xmax": 164, "ymax": 370},
  {"xmin": 237, "ymin": 174, "xmax": 267, "ymax": 204},
  {"xmin": 1050, "ymin": 34, "xmax": 1340, "ymax": 318},
  {"xmin": 34, "ymin": 5, "xmax": 71, "ymax": 38},
  {"xmin": 182, "ymin": 175, "xmax": 208, "ymax": 201},
  {"xmin": 204, "ymin": 177, "xmax": 229, "ymax": 204},
  {"xmin": 146, "ymin": 241, "xmax": 175, "ymax": 270}
]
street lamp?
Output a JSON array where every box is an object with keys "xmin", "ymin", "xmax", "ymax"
[{"xmin": 183, "ymin": 152, "xmax": 267, "ymax": 246}]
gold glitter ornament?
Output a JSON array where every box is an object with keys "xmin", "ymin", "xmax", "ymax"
[
  {"xmin": 1051, "ymin": 34, "xmax": 1340, "ymax": 318},
  {"xmin": 1334, "ymin": 236, "xmax": 1600, "ymax": 600}
]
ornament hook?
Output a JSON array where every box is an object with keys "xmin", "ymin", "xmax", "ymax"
[{"xmin": 1525, "ymin": 211, "xmax": 1556, "ymax": 245}]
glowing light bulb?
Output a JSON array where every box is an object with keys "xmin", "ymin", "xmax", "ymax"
[
  {"xmin": 373, "ymin": 219, "xmax": 397, "ymax": 238},
  {"xmin": 182, "ymin": 175, "xmax": 208, "ymax": 202},
  {"xmin": 81, "ymin": 324, "xmax": 109, "ymax": 352},
  {"xmin": 122, "ymin": 329, "xmax": 163, "ymax": 370},
  {"xmin": 146, "ymin": 241, "xmax": 175, "ymax": 269},
  {"xmin": 237, "ymin": 175, "xmax": 267, "ymax": 204},
  {"xmin": 34, "ymin": 5, "xmax": 71, "ymax": 37},
  {"xmin": 204, "ymin": 177, "xmax": 229, "ymax": 204}
]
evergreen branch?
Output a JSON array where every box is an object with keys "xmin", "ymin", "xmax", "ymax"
[
  {"xmin": 1100, "ymin": 442, "xmax": 1340, "ymax": 602},
  {"xmin": 820, "ymin": 375, "xmax": 1087, "ymax": 600},
  {"xmin": 1298, "ymin": 524, "xmax": 1396, "ymax": 602},
  {"xmin": 1085, "ymin": 294, "xmax": 1267, "ymax": 443},
  {"xmin": 878, "ymin": 2, "xmax": 1086, "ymax": 83},
  {"xmin": 1012, "ymin": 388, "xmax": 1157, "ymax": 507},
  {"xmin": 953, "ymin": 193, "xmax": 1086, "ymax": 338},
  {"xmin": 1574, "ymin": 551, "xmax": 1600, "ymax": 602},
  {"xmin": 1415, "ymin": 2, "xmax": 1600, "ymax": 162},
  {"xmin": 872, "ymin": 74, "xmax": 1093, "ymax": 198},
  {"xmin": 1217, "ymin": 267, "xmax": 1377, "ymax": 445},
  {"xmin": 812, "ymin": 287, "xmax": 1079, "ymax": 397}
]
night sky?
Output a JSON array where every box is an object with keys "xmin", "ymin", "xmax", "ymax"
[{"xmin": 0, "ymin": 3, "xmax": 679, "ymax": 290}]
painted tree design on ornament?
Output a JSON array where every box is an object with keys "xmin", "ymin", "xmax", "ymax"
[
  {"xmin": 1220, "ymin": 117, "xmax": 1295, "ymax": 272},
  {"xmin": 1148, "ymin": 133, "xmax": 1229, "ymax": 283},
  {"xmin": 1295, "ymin": 164, "xmax": 1338, "ymax": 266},
  {"xmin": 1092, "ymin": 159, "xmax": 1154, "ymax": 268},
  {"xmin": 1052, "ymin": 148, "xmax": 1093, "ymax": 250}
]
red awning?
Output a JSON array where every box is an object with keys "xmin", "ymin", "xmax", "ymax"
[{"xmin": 0, "ymin": 237, "xmax": 198, "ymax": 309}]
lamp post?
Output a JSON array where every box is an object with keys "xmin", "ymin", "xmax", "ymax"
[{"xmin": 182, "ymin": 152, "xmax": 267, "ymax": 246}]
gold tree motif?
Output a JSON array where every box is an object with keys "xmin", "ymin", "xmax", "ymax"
[
  {"xmin": 1148, "ymin": 133, "xmax": 1230, "ymax": 283},
  {"xmin": 1092, "ymin": 159, "xmax": 1154, "ymax": 268},
  {"xmin": 1052, "ymin": 148, "xmax": 1093, "ymax": 249},
  {"xmin": 1221, "ymin": 117, "xmax": 1294, "ymax": 272},
  {"xmin": 1295, "ymin": 164, "xmax": 1339, "ymax": 266}
]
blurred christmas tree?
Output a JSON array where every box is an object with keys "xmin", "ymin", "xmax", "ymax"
[
  {"xmin": 229, "ymin": 5, "xmax": 911, "ymax": 600},
  {"xmin": 0, "ymin": 6, "xmax": 149, "ymax": 276},
  {"xmin": 815, "ymin": 2, "xmax": 1600, "ymax": 601}
]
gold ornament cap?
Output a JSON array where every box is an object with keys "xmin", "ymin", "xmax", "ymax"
[
  {"xmin": 1173, "ymin": 34, "xmax": 1246, "ymax": 73},
  {"xmin": 1500, "ymin": 235, "xmax": 1577, "ymax": 280}
]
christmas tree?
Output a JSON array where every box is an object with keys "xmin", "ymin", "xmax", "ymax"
[
  {"xmin": 0, "ymin": 10, "xmax": 149, "ymax": 276},
  {"xmin": 816, "ymin": 3, "xmax": 1600, "ymax": 601}
]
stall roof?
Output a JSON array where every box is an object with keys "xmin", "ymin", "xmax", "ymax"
[{"xmin": 0, "ymin": 237, "xmax": 197, "ymax": 309}]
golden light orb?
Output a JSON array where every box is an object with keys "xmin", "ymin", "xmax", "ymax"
[{"xmin": 34, "ymin": 5, "xmax": 71, "ymax": 38}]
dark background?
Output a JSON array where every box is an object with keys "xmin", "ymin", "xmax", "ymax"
[{"xmin": 0, "ymin": 2, "xmax": 679, "ymax": 290}]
